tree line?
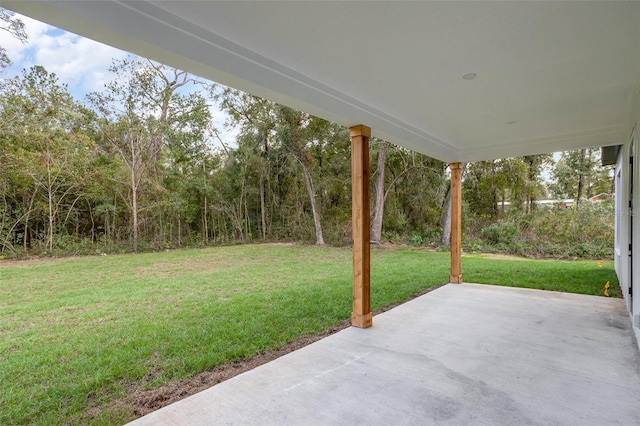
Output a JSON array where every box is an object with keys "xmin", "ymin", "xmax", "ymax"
[
  {"xmin": 0, "ymin": 59, "xmax": 614, "ymax": 258},
  {"xmin": 0, "ymin": 11, "xmax": 614, "ymax": 258}
]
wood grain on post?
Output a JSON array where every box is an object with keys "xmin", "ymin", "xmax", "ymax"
[
  {"xmin": 350, "ymin": 125, "xmax": 372, "ymax": 328},
  {"xmin": 450, "ymin": 162, "xmax": 463, "ymax": 284}
]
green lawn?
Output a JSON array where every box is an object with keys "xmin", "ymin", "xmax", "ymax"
[
  {"xmin": 463, "ymin": 253, "xmax": 619, "ymax": 296},
  {"xmin": 0, "ymin": 245, "xmax": 618, "ymax": 425}
]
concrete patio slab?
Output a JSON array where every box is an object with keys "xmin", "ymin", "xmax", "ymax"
[{"xmin": 127, "ymin": 283, "xmax": 640, "ymax": 426}]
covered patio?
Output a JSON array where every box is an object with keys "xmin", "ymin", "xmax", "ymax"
[
  {"xmin": 128, "ymin": 283, "xmax": 640, "ymax": 425},
  {"xmin": 5, "ymin": 2, "xmax": 640, "ymax": 423}
]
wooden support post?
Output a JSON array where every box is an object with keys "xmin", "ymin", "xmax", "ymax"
[
  {"xmin": 450, "ymin": 162, "xmax": 463, "ymax": 284},
  {"xmin": 350, "ymin": 125, "xmax": 372, "ymax": 328}
]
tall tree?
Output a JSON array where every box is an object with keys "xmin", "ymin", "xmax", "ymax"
[
  {"xmin": 494, "ymin": 158, "xmax": 527, "ymax": 211},
  {"xmin": 275, "ymin": 107, "xmax": 326, "ymax": 245},
  {"xmin": 217, "ymin": 89, "xmax": 276, "ymax": 241},
  {"xmin": 0, "ymin": 66, "xmax": 95, "ymax": 253},
  {"xmin": 371, "ymin": 139, "xmax": 388, "ymax": 244},
  {"xmin": 464, "ymin": 156, "xmax": 546, "ymax": 217},
  {"xmin": 89, "ymin": 57, "xmax": 212, "ymax": 251},
  {"xmin": 463, "ymin": 160, "xmax": 500, "ymax": 218},
  {"xmin": 369, "ymin": 144, "xmax": 446, "ymax": 241},
  {"xmin": 522, "ymin": 154, "xmax": 552, "ymax": 212},
  {"xmin": 550, "ymin": 149, "xmax": 606, "ymax": 208}
]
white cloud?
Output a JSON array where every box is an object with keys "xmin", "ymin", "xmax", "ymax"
[
  {"xmin": 2, "ymin": 14, "xmax": 48, "ymax": 64},
  {"xmin": 3, "ymin": 12, "xmax": 240, "ymax": 146},
  {"xmin": 4, "ymin": 13, "xmax": 128, "ymax": 98}
]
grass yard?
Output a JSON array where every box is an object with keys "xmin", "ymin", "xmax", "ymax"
[
  {"xmin": 0, "ymin": 245, "xmax": 618, "ymax": 425},
  {"xmin": 463, "ymin": 253, "xmax": 620, "ymax": 297}
]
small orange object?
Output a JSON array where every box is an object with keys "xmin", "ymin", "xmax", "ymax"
[
  {"xmin": 597, "ymin": 261, "xmax": 603, "ymax": 268},
  {"xmin": 604, "ymin": 281, "xmax": 610, "ymax": 297}
]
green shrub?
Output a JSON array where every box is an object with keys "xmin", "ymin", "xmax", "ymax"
[
  {"xmin": 409, "ymin": 233, "xmax": 425, "ymax": 246},
  {"xmin": 463, "ymin": 201, "xmax": 614, "ymax": 259},
  {"xmin": 481, "ymin": 220, "xmax": 518, "ymax": 245},
  {"xmin": 465, "ymin": 239, "xmax": 485, "ymax": 253}
]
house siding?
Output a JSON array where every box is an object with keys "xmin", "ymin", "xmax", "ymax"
[{"xmin": 615, "ymin": 77, "xmax": 640, "ymax": 349}]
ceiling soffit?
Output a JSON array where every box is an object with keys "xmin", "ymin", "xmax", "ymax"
[{"xmin": 5, "ymin": 1, "xmax": 640, "ymax": 162}]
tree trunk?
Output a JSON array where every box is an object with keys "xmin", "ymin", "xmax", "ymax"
[
  {"xmin": 131, "ymin": 185, "xmax": 139, "ymax": 253},
  {"xmin": 260, "ymin": 173, "xmax": 267, "ymax": 241},
  {"xmin": 260, "ymin": 132, "xmax": 268, "ymax": 241},
  {"xmin": 44, "ymin": 153, "xmax": 55, "ymax": 253},
  {"xmin": 203, "ymin": 193, "xmax": 208, "ymax": 245},
  {"xmin": 300, "ymin": 160, "xmax": 325, "ymax": 245},
  {"xmin": 577, "ymin": 148, "xmax": 586, "ymax": 209},
  {"xmin": 111, "ymin": 195, "xmax": 117, "ymax": 244},
  {"xmin": 244, "ymin": 196, "xmax": 250, "ymax": 241},
  {"xmin": 491, "ymin": 161, "xmax": 498, "ymax": 217},
  {"xmin": 237, "ymin": 173, "xmax": 245, "ymax": 241},
  {"xmin": 441, "ymin": 183, "xmax": 452, "ymax": 246},
  {"xmin": 87, "ymin": 199, "xmax": 95, "ymax": 243},
  {"xmin": 202, "ymin": 160, "xmax": 209, "ymax": 245},
  {"xmin": 371, "ymin": 141, "xmax": 387, "ymax": 244},
  {"xmin": 131, "ymin": 172, "xmax": 139, "ymax": 253},
  {"xmin": 526, "ymin": 157, "xmax": 536, "ymax": 213},
  {"xmin": 47, "ymin": 186, "xmax": 54, "ymax": 252},
  {"xmin": 23, "ymin": 189, "xmax": 37, "ymax": 250}
]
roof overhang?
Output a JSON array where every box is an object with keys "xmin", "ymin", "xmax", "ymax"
[{"xmin": 5, "ymin": 1, "xmax": 640, "ymax": 162}]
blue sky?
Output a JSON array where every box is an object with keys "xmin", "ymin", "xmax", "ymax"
[
  {"xmin": 3, "ymin": 13, "xmax": 130, "ymax": 99},
  {"xmin": 2, "ymin": 12, "xmax": 236, "ymax": 147}
]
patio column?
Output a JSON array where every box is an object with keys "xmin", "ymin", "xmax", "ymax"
[
  {"xmin": 350, "ymin": 125, "xmax": 372, "ymax": 328},
  {"xmin": 450, "ymin": 162, "xmax": 463, "ymax": 284}
]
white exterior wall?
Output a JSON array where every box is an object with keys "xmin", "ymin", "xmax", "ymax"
[
  {"xmin": 614, "ymin": 143, "xmax": 629, "ymax": 302},
  {"xmin": 633, "ymin": 83, "xmax": 640, "ymax": 342},
  {"xmin": 616, "ymin": 78, "xmax": 640, "ymax": 348}
]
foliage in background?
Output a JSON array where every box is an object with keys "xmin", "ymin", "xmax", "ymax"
[
  {"xmin": 550, "ymin": 148, "xmax": 613, "ymax": 204},
  {"xmin": 0, "ymin": 45, "xmax": 615, "ymax": 259},
  {"xmin": 463, "ymin": 201, "xmax": 614, "ymax": 259}
]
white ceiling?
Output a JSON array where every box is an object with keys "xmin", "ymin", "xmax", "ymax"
[{"xmin": 6, "ymin": 1, "xmax": 640, "ymax": 162}]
